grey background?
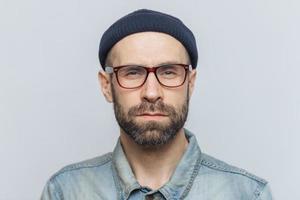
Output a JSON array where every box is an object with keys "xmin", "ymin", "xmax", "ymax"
[{"xmin": 0, "ymin": 0, "xmax": 299, "ymax": 199}]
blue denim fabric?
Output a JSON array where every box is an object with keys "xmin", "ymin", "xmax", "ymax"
[{"xmin": 41, "ymin": 129, "xmax": 273, "ymax": 200}]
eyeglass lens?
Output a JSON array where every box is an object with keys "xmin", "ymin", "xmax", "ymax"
[{"xmin": 116, "ymin": 64, "xmax": 186, "ymax": 88}]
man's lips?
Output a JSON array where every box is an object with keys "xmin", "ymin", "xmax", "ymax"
[
  {"xmin": 135, "ymin": 113, "xmax": 168, "ymax": 120},
  {"xmin": 136, "ymin": 113, "xmax": 168, "ymax": 116}
]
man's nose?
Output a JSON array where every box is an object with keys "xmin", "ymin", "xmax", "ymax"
[{"xmin": 140, "ymin": 72, "xmax": 163, "ymax": 103}]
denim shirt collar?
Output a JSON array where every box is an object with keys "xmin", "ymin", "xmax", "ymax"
[{"xmin": 111, "ymin": 129, "xmax": 202, "ymax": 200}]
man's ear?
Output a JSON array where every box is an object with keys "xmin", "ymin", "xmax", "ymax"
[
  {"xmin": 98, "ymin": 71, "xmax": 113, "ymax": 103},
  {"xmin": 188, "ymin": 69, "xmax": 197, "ymax": 99}
]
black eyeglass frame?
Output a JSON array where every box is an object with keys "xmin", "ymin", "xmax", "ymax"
[{"xmin": 105, "ymin": 64, "xmax": 192, "ymax": 89}]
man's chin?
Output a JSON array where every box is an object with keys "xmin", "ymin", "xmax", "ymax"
[{"xmin": 128, "ymin": 126, "xmax": 177, "ymax": 146}]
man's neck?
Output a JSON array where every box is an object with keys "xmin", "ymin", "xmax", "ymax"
[{"xmin": 120, "ymin": 129, "xmax": 188, "ymax": 190}]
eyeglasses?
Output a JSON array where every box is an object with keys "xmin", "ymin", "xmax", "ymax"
[{"xmin": 105, "ymin": 64, "xmax": 191, "ymax": 89}]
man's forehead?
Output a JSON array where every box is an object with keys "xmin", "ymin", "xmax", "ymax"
[{"xmin": 107, "ymin": 32, "xmax": 190, "ymax": 66}]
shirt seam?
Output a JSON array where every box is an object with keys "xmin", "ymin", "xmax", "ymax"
[
  {"xmin": 51, "ymin": 176, "xmax": 64, "ymax": 200},
  {"xmin": 251, "ymin": 183, "xmax": 268, "ymax": 200},
  {"xmin": 179, "ymin": 153, "xmax": 202, "ymax": 199},
  {"xmin": 111, "ymin": 160, "xmax": 123, "ymax": 200},
  {"xmin": 49, "ymin": 153, "xmax": 113, "ymax": 181},
  {"xmin": 201, "ymin": 156, "xmax": 267, "ymax": 185}
]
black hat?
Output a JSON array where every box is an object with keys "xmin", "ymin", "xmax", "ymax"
[{"xmin": 98, "ymin": 9, "xmax": 198, "ymax": 69}]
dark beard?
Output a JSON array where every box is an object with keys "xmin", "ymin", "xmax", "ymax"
[{"xmin": 111, "ymin": 85, "xmax": 189, "ymax": 146}]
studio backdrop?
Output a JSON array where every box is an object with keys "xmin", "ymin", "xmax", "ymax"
[{"xmin": 0, "ymin": 0, "xmax": 299, "ymax": 199}]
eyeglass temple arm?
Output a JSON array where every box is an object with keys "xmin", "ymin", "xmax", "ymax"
[{"xmin": 104, "ymin": 66, "xmax": 114, "ymax": 73}]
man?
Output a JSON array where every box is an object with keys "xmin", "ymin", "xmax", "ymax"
[{"xmin": 41, "ymin": 9, "xmax": 272, "ymax": 199}]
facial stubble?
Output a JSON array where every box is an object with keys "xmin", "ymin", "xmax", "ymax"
[{"xmin": 111, "ymin": 83, "xmax": 189, "ymax": 147}]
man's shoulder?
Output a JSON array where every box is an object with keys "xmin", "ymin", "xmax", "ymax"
[
  {"xmin": 49, "ymin": 152, "xmax": 113, "ymax": 181},
  {"xmin": 199, "ymin": 153, "xmax": 267, "ymax": 185},
  {"xmin": 188, "ymin": 153, "xmax": 272, "ymax": 199},
  {"xmin": 41, "ymin": 153, "xmax": 118, "ymax": 199}
]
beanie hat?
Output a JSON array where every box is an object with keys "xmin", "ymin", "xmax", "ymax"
[{"xmin": 98, "ymin": 9, "xmax": 198, "ymax": 69}]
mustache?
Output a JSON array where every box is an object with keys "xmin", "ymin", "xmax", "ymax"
[{"xmin": 128, "ymin": 101, "xmax": 175, "ymax": 116}]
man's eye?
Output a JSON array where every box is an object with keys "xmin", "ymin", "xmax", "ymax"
[
  {"xmin": 126, "ymin": 71, "xmax": 138, "ymax": 75},
  {"xmin": 126, "ymin": 70, "xmax": 142, "ymax": 75},
  {"xmin": 163, "ymin": 70, "xmax": 176, "ymax": 75},
  {"xmin": 159, "ymin": 68, "xmax": 178, "ymax": 77},
  {"xmin": 122, "ymin": 68, "xmax": 144, "ymax": 77}
]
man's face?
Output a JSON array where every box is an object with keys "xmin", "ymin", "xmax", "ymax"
[{"xmin": 99, "ymin": 32, "xmax": 196, "ymax": 146}]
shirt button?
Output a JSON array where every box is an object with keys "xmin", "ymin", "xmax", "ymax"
[{"xmin": 145, "ymin": 195, "xmax": 154, "ymax": 200}]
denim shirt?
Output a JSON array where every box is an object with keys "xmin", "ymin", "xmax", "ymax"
[{"xmin": 41, "ymin": 129, "xmax": 273, "ymax": 200}]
